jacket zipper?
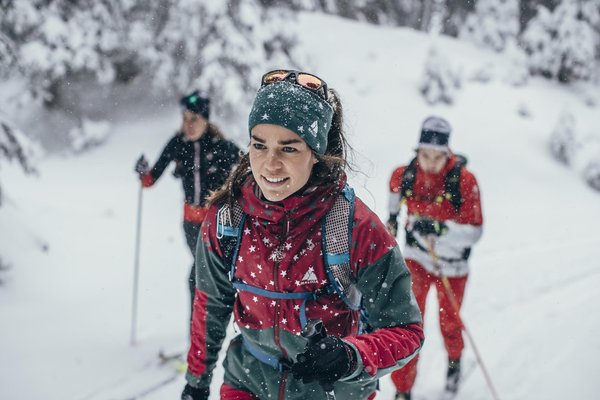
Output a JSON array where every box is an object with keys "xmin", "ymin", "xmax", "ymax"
[
  {"xmin": 275, "ymin": 214, "xmax": 291, "ymax": 399},
  {"xmin": 193, "ymin": 141, "xmax": 201, "ymax": 205}
]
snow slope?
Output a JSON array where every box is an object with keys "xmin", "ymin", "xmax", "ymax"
[{"xmin": 1, "ymin": 12, "xmax": 599, "ymax": 400}]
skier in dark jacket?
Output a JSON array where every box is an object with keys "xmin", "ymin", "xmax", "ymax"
[
  {"xmin": 387, "ymin": 116, "xmax": 483, "ymax": 400},
  {"xmin": 180, "ymin": 70, "xmax": 424, "ymax": 400},
  {"xmin": 135, "ymin": 91, "xmax": 240, "ymax": 321}
]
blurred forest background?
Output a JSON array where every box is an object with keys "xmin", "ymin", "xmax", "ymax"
[{"xmin": 1, "ymin": 0, "xmax": 599, "ymax": 198}]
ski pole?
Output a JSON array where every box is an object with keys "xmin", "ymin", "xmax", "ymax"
[
  {"xmin": 130, "ymin": 181, "xmax": 144, "ymax": 346},
  {"xmin": 300, "ymin": 320, "xmax": 336, "ymax": 400},
  {"xmin": 426, "ymin": 240, "xmax": 500, "ymax": 400}
]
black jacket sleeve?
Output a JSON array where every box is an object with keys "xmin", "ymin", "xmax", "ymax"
[{"xmin": 149, "ymin": 135, "xmax": 179, "ymax": 182}]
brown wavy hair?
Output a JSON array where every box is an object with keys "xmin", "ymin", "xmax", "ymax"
[{"xmin": 207, "ymin": 88, "xmax": 352, "ymax": 208}]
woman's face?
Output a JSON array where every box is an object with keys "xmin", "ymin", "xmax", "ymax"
[
  {"xmin": 417, "ymin": 148, "xmax": 448, "ymax": 174},
  {"xmin": 249, "ymin": 124, "xmax": 317, "ymax": 202},
  {"xmin": 181, "ymin": 111, "xmax": 208, "ymax": 140}
]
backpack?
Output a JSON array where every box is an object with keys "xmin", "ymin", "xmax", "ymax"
[
  {"xmin": 400, "ymin": 154, "xmax": 467, "ymax": 213},
  {"xmin": 215, "ymin": 185, "xmax": 367, "ymax": 330}
]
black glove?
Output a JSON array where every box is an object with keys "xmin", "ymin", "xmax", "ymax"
[
  {"xmin": 292, "ymin": 336, "xmax": 356, "ymax": 387},
  {"xmin": 181, "ymin": 384, "xmax": 209, "ymax": 400},
  {"xmin": 413, "ymin": 217, "xmax": 447, "ymax": 237},
  {"xmin": 134, "ymin": 155, "xmax": 149, "ymax": 175},
  {"xmin": 387, "ymin": 214, "xmax": 399, "ymax": 237}
]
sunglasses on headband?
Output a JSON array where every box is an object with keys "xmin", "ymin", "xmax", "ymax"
[{"xmin": 261, "ymin": 69, "xmax": 328, "ymax": 101}]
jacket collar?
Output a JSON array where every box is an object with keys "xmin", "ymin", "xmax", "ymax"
[{"xmin": 237, "ymin": 174, "xmax": 346, "ymax": 229}]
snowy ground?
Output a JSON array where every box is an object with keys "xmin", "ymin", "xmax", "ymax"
[{"xmin": 1, "ymin": 12, "xmax": 600, "ymax": 400}]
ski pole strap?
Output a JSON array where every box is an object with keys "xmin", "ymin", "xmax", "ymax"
[{"xmin": 241, "ymin": 336, "xmax": 291, "ymax": 372}]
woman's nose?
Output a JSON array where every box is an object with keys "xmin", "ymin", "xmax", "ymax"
[{"xmin": 265, "ymin": 150, "xmax": 282, "ymax": 169}]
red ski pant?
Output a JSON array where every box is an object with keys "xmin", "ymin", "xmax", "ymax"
[{"xmin": 391, "ymin": 259, "xmax": 468, "ymax": 393}]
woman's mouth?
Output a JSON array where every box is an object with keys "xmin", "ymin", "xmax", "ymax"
[{"xmin": 262, "ymin": 175, "xmax": 289, "ymax": 186}]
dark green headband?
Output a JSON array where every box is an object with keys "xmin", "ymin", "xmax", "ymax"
[{"xmin": 248, "ymin": 81, "xmax": 334, "ymax": 154}]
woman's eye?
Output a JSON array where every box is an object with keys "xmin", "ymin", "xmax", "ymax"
[
  {"xmin": 252, "ymin": 143, "xmax": 266, "ymax": 150},
  {"xmin": 282, "ymin": 146, "xmax": 297, "ymax": 153}
]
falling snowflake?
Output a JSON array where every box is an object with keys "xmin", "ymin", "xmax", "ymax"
[
  {"xmin": 249, "ymin": 245, "xmax": 256, "ymax": 253},
  {"xmin": 269, "ymin": 245, "xmax": 285, "ymax": 262}
]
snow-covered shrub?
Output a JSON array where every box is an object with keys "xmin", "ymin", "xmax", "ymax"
[
  {"xmin": 549, "ymin": 110, "xmax": 578, "ymax": 164},
  {"xmin": 582, "ymin": 157, "xmax": 600, "ymax": 191},
  {"xmin": 503, "ymin": 41, "xmax": 530, "ymax": 87},
  {"xmin": 572, "ymin": 137, "xmax": 600, "ymax": 192},
  {"xmin": 0, "ymin": 116, "xmax": 39, "ymax": 206},
  {"xmin": 517, "ymin": 103, "xmax": 532, "ymax": 119},
  {"xmin": 460, "ymin": 0, "xmax": 520, "ymax": 52},
  {"xmin": 0, "ymin": 256, "xmax": 10, "ymax": 286},
  {"xmin": 469, "ymin": 63, "xmax": 495, "ymax": 83},
  {"xmin": 521, "ymin": 0, "xmax": 600, "ymax": 82},
  {"xmin": 68, "ymin": 119, "xmax": 111, "ymax": 154},
  {"xmin": 420, "ymin": 46, "xmax": 461, "ymax": 105}
]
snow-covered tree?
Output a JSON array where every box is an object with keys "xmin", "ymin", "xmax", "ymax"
[
  {"xmin": 521, "ymin": 0, "xmax": 600, "ymax": 82},
  {"xmin": 1, "ymin": 1, "xmax": 131, "ymax": 106},
  {"xmin": 549, "ymin": 110, "xmax": 578, "ymax": 164},
  {"xmin": 1, "ymin": 0, "xmax": 298, "ymax": 126},
  {"xmin": 460, "ymin": 0, "xmax": 520, "ymax": 52},
  {"xmin": 419, "ymin": 46, "xmax": 461, "ymax": 105}
]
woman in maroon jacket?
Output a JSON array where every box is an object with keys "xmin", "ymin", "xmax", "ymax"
[
  {"xmin": 387, "ymin": 116, "xmax": 484, "ymax": 400},
  {"xmin": 180, "ymin": 70, "xmax": 424, "ymax": 400}
]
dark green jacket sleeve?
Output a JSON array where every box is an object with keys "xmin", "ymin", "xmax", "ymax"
[{"xmin": 185, "ymin": 207, "xmax": 237, "ymax": 389}]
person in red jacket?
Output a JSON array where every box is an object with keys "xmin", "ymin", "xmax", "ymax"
[
  {"xmin": 134, "ymin": 91, "xmax": 240, "ymax": 323},
  {"xmin": 180, "ymin": 70, "xmax": 424, "ymax": 400},
  {"xmin": 387, "ymin": 116, "xmax": 483, "ymax": 400}
]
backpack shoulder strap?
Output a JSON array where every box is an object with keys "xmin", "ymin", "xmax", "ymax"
[
  {"xmin": 322, "ymin": 185, "xmax": 361, "ymax": 310},
  {"xmin": 400, "ymin": 157, "xmax": 418, "ymax": 200},
  {"xmin": 444, "ymin": 154, "xmax": 467, "ymax": 213},
  {"xmin": 216, "ymin": 201, "xmax": 246, "ymax": 280}
]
